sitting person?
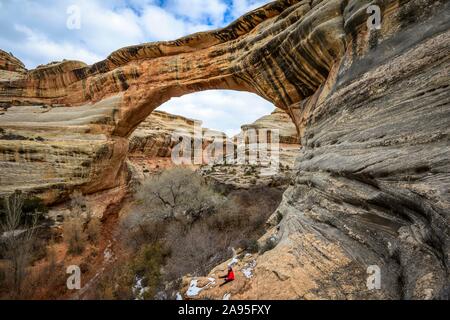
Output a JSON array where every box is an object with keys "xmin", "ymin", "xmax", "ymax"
[{"xmin": 219, "ymin": 266, "xmax": 235, "ymax": 287}]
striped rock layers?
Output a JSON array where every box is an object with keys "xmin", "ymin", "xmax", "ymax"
[{"xmin": 0, "ymin": 0, "xmax": 449, "ymax": 299}]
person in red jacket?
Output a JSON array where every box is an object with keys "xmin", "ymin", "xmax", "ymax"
[{"xmin": 219, "ymin": 266, "xmax": 235, "ymax": 287}]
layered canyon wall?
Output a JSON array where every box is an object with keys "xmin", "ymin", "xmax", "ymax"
[{"xmin": 0, "ymin": 0, "xmax": 449, "ymax": 299}]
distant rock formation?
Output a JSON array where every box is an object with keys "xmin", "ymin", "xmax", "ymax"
[
  {"xmin": 238, "ymin": 108, "xmax": 300, "ymax": 168},
  {"xmin": 127, "ymin": 108, "xmax": 299, "ymax": 188},
  {"xmin": 129, "ymin": 110, "xmax": 217, "ymax": 159},
  {"xmin": 199, "ymin": 108, "xmax": 300, "ymax": 189},
  {"xmin": 127, "ymin": 110, "xmax": 227, "ymax": 181},
  {"xmin": 0, "ymin": 0, "xmax": 449, "ymax": 299}
]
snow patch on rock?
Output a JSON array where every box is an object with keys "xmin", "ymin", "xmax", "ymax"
[
  {"xmin": 186, "ymin": 278, "xmax": 216, "ymax": 297},
  {"xmin": 242, "ymin": 260, "xmax": 257, "ymax": 279},
  {"xmin": 132, "ymin": 276, "xmax": 149, "ymax": 300}
]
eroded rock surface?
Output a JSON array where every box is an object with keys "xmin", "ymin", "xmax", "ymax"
[
  {"xmin": 127, "ymin": 110, "xmax": 229, "ymax": 183},
  {"xmin": 0, "ymin": 0, "xmax": 341, "ymax": 201},
  {"xmin": 200, "ymin": 108, "xmax": 299, "ymax": 189},
  {"xmin": 0, "ymin": 0, "xmax": 449, "ymax": 299}
]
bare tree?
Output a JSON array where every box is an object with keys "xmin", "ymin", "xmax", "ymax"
[
  {"xmin": 0, "ymin": 191, "xmax": 39, "ymax": 298},
  {"xmin": 136, "ymin": 167, "xmax": 220, "ymax": 222},
  {"xmin": 164, "ymin": 221, "xmax": 231, "ymax": 281},
  {"xmin": 70, "ymin": 190, "xmax": 90, "ymax": 218},
  {"xmin": 62, "ymin": 191, "xmax": 92, "ymax": 255},
  {"xmin": 62, "ymin": 215, "xmax": 87, "ymax": 255}
]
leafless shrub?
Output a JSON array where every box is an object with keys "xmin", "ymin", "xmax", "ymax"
[
  {"xmin": 107, "ymin": 169, "xmax": 284, "ymax": 298},
  {"xmin": 93, "ymin": 243, "xmax": 169, "ymax": 300},
  {"xmin": 63, "ymin": 215, "xmax": 86, "ymax": 255},
  {"xmin": 136, "ymin": 167, "xmax": 221, "ymax": 221},
  {"xmin": 93, "ymin": 258, "xmax": 135, "ymax": 300},
  {"xmin": 70, "ymin": 190, "xmax": 90, "ymax": 218},
  {"xmin": 86, "ymin": 218, "xmax": 101, "ymax": 243},
  {"xmin": 23, "ymin": 241, "xmax": 66, "ymax": 299},
  {"xmin": 119, "ymin": 215, "xmax": 167, "ymax": 252},
  {"xmin": 63, "ymin": 191, "xmax": 96, "ymax": 254},
  {"xmin": 0, "ymin": 191, "xmax": 39, "ymax": 299},
  {"xmin": 164, "ymin": 221, "xmax": 230, "ymax": 281}
]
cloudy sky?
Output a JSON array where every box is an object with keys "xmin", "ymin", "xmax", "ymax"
[{"xmin": 0, "ymin": 0, "xmax": 274, "ymax": 135}]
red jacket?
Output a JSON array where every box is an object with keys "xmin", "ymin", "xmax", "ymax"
[{"xmin": 227, "ymin": 270, "xmax": 235, "ymax": 281}]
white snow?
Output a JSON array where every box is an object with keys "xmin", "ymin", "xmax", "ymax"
[
  {"xmin": 132, "ymin": 276, "xmax": 149, "ymax": 300},
  {"xmin": 242, "ymin": 268, "xmax": 253, "ymax": 278},
  {"xmin": 228, "ymin": 257, "xmax": 239, "ymax": 267},
  {"xmin": 186, "ymin": 279, "xmax": 203, "ymax": 297},
  {"xmin": 186, "ymin": 278, "xmax": 216, "ymax": 297},
  {"xmin": 241, "ymin": 260, "xmax": 257, "ymax": 279},
  {"xmin": 103, "ymin": 241, "xmax": 114, "ymax": 263},
  {"xmin": 176, "ymin": 292, "xmax": 183, "ymax": 300},
  {"xmin": 223, "ymin": 293, "xmax": 231, "ymax": 300},
  {"xmin": 103, "ymin": 248, "xmax": 113, "ymax": 262},
  {"xmin": 1, "ymin": 229, "xmax": 27, "ymax": 239}
]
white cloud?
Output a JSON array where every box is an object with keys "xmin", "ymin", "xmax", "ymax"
[
  {"xmin": 141, "ymin": 5, "xmax": 186, "ymax": 40},
  {"xmin": 230, "ymin": 0, "xmax": 270, "ymax": 18},
  {"xmin": 164, "ymin": 0, "xmax": 228, "ymax": 26},
  {"xmin": 158, "ymin": 90, "xmax": 274, "ymax": 135},
  {"xmin": 78, "ymin": 1, "xmax": 145, "ymax": 53},
  {"xmin": 13, "ymin": 24, "xmax": 103, "ymax": 66},
  {"xmin": 0, "ymin": 0, "xmax": 272, "ymax": 68},
  {"xmin": 0, "ymin": 0, "xmax": 146, "ymax": 67}
]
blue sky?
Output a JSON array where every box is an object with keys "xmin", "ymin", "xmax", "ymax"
[{"xmin": 0, "ymin": 0, "xmax": 274, "ymax": 135}]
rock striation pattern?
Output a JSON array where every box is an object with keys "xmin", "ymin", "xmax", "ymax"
[
  {"xmin": 0, "ymin": 0, "xmax": 449, "ymax": 299},
  {"xmin": 130, "ymin": 111, "xmax": 196, "ymax": 158},
  {"xmin": 238, "ymin": 108, "xmax": 300, "ymax": 167},
  {"xmin": 199, "ymin": 108, "xmax": 300, "ymax": 189},
  {"xmin": 127, "ymin": 110, "xmax": 227, "ymax": 182}
]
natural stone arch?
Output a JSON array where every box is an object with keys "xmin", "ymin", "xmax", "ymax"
[
  {"xmin": 0, "ymin": 0, "xmax": 347, "ymax": 200},
  {"xmin": 1, "ymin": 0, "xmax": 346, "ymax": 138}
]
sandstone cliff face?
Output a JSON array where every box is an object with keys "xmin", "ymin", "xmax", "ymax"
[
  {"xmin": 127, "ymin": 110, "xmax": 228, "ymax": 183},
  {"xmin": 1, "ymin": 0, "xmax": 449, "ymax": 299},
  {"xmin": 184, "ymin": 1, "xmax": 450, "ymax": 300},
  {"xmin": 200, "ymin": 108, "xmax": 299, "ymax": 189},
  {"xmin": 129, "ymin": 110, "xmax": 227, "ymax": 159},
  {"xmin": 238, "ymin": 108, "xmax": 300, "ymax": 167},
  {"xmin": 129, "ymin": 111, "xmax": 200, "ymax": 158},
  {"xmin": 1, "ymin": 0, "xmax": 340, "ymax": 203}
]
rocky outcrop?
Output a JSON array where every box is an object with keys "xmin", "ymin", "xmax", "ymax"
[
  {"xmin": 127, "ymin": 110, "xmax": 227, "ymax": 182},
  {"xmin": 238, "ymin": 108, "xmax": 300, "ymax": 168},
  {"xmin": 129, "ymin": 111, "xmax": 200, "ymax": 158},
  {"xmin": 1, "ymin": 0, "xmax": 449, "ymax": 299},
  {"xmin": 0, "ymin": 51, "xmax": 26, "ymax": 76},
  {"xmin": 181, "ymin": 0, "xmax": 450, "ymax": 300},
  {"xmin": 129, "ymin": 110, "xmax": 226, "ymax": 159},
  {"xmin": 1, "ymin": 0, "xmax": 337, "ymax": 202},
  {"xmin": 241, "ymin": 108, "xmax": 299, "ymax": 145},
  {"xmin": 200, "ymin": 108, "xmax": 299, "ymax": 189}
]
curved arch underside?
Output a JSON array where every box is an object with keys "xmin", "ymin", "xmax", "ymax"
[{"xmin": 0, "ymin": 0, "xmax": 449, "ymax": 299}]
